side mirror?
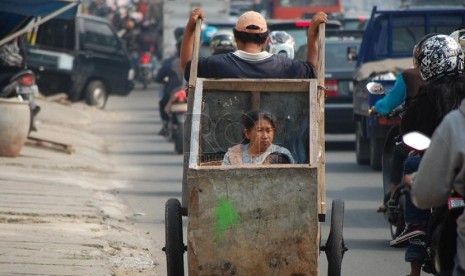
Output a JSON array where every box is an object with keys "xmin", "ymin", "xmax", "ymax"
[
  {"xmin": 366, "ymin": 82, "xmax": 385, "ymax": 95},
  {"xmin": 402, "ymin": 132, "xmax": 431, "ymax": 151},
  {"xmin": 347, "ymin": 46, "xmax": 358, "ymax": 62}
]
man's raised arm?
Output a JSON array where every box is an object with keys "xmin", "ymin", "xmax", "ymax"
[
  {"xmin": 180, "ymin": 8, "xmax": 204, "ymax": 74},
  {"xmin": 306, "ymin": 11, "xmax": 327, "ymax": 73}
]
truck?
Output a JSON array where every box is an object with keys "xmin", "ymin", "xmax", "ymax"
[
  {"xmin": 162, "ymin": 0, "xmax": 230, "ymax": 60},
  {"xmin": 25, "ymin": 14, "xmax": 134, "ymax": 109},
  {"xmin": 352, "ymin": 6, "xmax": 465, "ymax": 170}
]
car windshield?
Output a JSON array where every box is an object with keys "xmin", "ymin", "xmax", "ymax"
[
  {"xmin": 33, "ymin": 19, "xmax": 75, "ymax": 50},
  {"xmin": 325, "ymin": 40, "xmax": 360, "ymax": 71},
  {"xmin": 295, "ymin": 37, "xmax": 361, "ymax": 72}
]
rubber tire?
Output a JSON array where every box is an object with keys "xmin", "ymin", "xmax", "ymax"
[
  {"xmin": 389, "ymin": 193, "xmax": 405, "ymax": 240},
  {"xmin": 165, "ymin": 198, "xmax": 184, "ymax": 276},
  {"xmin": 84, "ymin": 80, "xmax": 107, "ymax": 109},
  {"xmin": 355, "ymin": 121, "xmax": 369, "ymax": 165},
  {"xmin": 143, "ymin": 78, "xmax": 148, "ymax": 90},
  {"xmin": 369, "ymin": 137, "xmax": 383, "ymax": 171},
  {"xmin": 382, "ymin": 126, "xmax": 400, "ymax": 196},
  {"xmin": 326, "ymin": 199, "xmax": 345, "ymax": 276},
  {"xmin": 174, "ymin": 121, "xmax": 183, "ymax": 155}
]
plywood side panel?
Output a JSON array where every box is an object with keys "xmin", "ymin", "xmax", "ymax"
[{"xmin": 187, "ymin": 167, "xmax": 319, "ymax": 275}]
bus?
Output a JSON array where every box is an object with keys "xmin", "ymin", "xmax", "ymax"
[{"xmin": 272, "ymin": 0, "xmax": 342, "ymax": 19}]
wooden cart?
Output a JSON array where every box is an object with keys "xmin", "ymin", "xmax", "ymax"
[{"xmin": 163, "ymin": 22, "xmax": 347, "ymax": 276}]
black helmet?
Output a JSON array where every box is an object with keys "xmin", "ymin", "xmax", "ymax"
[
  {"xmin": 413, "ymin": 34, "xmax": 464, "ymax": 81},
  {"xmin": 210, "ymin": 31, "xmax": 237, "ymax": 55},
  {"xmin": 174, "ymin": 27, "xmax": 185, "ymax": 41}
]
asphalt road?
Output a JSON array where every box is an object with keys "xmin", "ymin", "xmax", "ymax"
[{"xmin": 97, "ymin": 84, "xmax": 411, "ymax": 275}]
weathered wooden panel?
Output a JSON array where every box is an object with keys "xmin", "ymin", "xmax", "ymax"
[
  {"xmin": 202, "ymin": 79, "xmax": 313, "ymax": 92},
  {"xmin": 187, "ymin": 167, "xmax": 319, "ymax": 276}
]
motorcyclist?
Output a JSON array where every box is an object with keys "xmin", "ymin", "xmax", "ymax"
[
  {"xmin": 396, "ymin": 33, "xmax": 465, "ymax": 276},
  {"xmin": 0, "ymin": 36, "xmax": 40, "ymax": 131},
  {"xmin": 155, "ymin": 39, "xmax": 184, "ymax": 136},
  {"xmin": 410, "ymin": 97, "xmax": 465, "ymax": 276},
  {"xmin": 121, "ymin": 17, "xmax": 141, "ymax": 77},
  {"xmin": 371, "ymin": 66, "xmax": 425, "ymax": 214},
  {"xmin": 210, "ymin": 30, "xmax": 237, "ymax": 55},
  {"xmin": 265, "ymin": 31, "xmax": 296, "ymax": 59},
  {"xmin": 0, "ymin": 37, "xmax": 25, "ymax": 89}
]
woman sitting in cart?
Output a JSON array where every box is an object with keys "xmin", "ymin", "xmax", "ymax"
[{"xmin": 222, "ymin": 110, "xmax": 295, "ymax": 165}]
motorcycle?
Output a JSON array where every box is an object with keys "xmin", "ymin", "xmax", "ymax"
[
  {"xmin": 138, "ymin": 51, "xmax": 154, "ymax": 90},
  {"xmin": 402, "ymin": 131, "xmax": 465, "ymax": 275},
  {"xmin": 367, "ymin": 82, "xmax": 408, "ymax": 240},
  {"xmin": 1, "ymin": 69, "xmax": 40, "ymax": 132},
  {"xmin": 164, "ymin": 88, "xmax": 187, "ymax": 154}
]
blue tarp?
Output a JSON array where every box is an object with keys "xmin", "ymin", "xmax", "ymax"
[{"xmin": 0, "ymin": 0, "xmax": 79, "ymax": 39}]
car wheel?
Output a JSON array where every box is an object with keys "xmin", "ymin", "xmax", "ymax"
[
  {"xmin": 85, "ymin": 80, "xmax": 107, "ymax": 109},
  {"xmin": 369, "ymin": 137, "xmax": 383, "ymax": 171},
  {"xmin": 355, "ymin": 121, "xmax": 369, "ymax": 165}
]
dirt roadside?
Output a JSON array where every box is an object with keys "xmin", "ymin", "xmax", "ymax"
[{"xmin": 0, "ymin": 97, "xmax": 163, "ymax": 276}]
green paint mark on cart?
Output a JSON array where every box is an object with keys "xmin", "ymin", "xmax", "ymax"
[{"xmin": 214, "ymin": 197, "xmax": 241, "ymax": 241}]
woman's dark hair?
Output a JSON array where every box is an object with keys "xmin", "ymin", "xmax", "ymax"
[
  {"xmin": 233, "ymin": 29, "xmax": 269, "ymax": 45},
  {"xmin": 422, "ymin": 74, "xmax": 465, "ymax": 120},
  {"xmin": 241, "ymin": 110, "xmax": 277, "ymax": 144}
]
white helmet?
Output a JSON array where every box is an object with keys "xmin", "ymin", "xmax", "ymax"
[{"xmin": 265, "ymin": 31, "xmax": 295, "ymax": 59}]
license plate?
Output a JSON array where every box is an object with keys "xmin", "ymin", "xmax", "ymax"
[
  {"xmin": 448, "ymin": 197, "xmax": 465, "ymax": 210},
  {"xmin": 17, "ymin": 85, "xmax": 39, "ymax": 95}
]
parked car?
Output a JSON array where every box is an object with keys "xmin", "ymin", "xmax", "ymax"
[
  {"xmin": 265, "ymin": 31, "xmax": 295, "ymax": 59},
  {"xmin": 25, "ymin": 14, "xmax": 134, "ymax": 109}
]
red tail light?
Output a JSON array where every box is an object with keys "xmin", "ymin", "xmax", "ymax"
[
  {"xmin": 378, "ymin": 117, "xmax": 400, "ymax": 126},
  {"xmin": 295, "ymin": 21, "xmax": 311, "ymax": 27},
  {"xmin": 325, "ymin": 79, "xmax": 338, "ymax": 97},
  {"xmin": 175, "ymin": 89, "xmax": 187, "ymax": 103},
  {"xmin": 18, "ymin": 74, "xmax": 35, "ymax": 86},
  {"xmin": 141, "ymin": 54, "xmax": 151, "ymax": 64}
]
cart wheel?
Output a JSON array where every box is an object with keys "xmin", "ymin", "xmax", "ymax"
[
  {"xmin": 164, "ymin": 198, "xmax": 185, "ymax": 276},
  {"xmin": 325, "ymin": 199, "xmax": 347, "ymax": 276}
]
